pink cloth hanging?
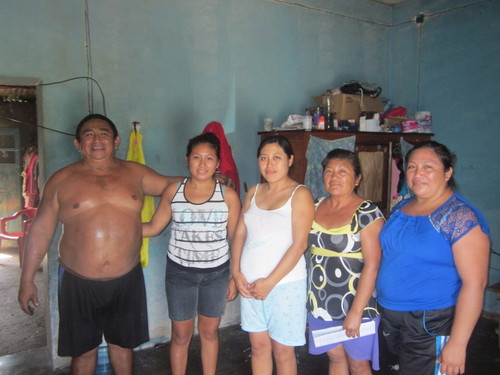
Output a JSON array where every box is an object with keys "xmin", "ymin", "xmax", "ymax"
[
  {"xmin": 202, "ymin": 122, "xmax": 240, "ymax": 195},
  {"xmin": 21, "ymin": 146, "xmax": 39, "ymax": 208}
]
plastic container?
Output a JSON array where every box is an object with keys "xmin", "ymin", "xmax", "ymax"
[
  {"xmin": 94, "ymin": 345, "xmax": 113, "ymax": 375},
  {"xmin": 414, "ymin": 111, "xmax": 432, "ymax": 133},
  {"xmin": 303, "ymin": 115, "xmax": 312, "ymax": 131},
  {"xmin": 317, "ymin": 116, "xmax": 325, "ymax": 130},
  {"xmin": 263, "ymin": 118, "xmax": 274, "ymax": 131},
  {"xmin": 401, "ymin": 120, "xmax": 418, "ymax": 133}
]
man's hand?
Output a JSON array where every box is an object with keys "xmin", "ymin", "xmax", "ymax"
[{"xmin": 18, "ymin": 281, "xmax": 39, "ymax": 315}]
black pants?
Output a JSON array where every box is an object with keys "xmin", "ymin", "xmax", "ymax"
[{"xmin": 378, "ymin": 305, "xmax": 455, "ymax": 375}]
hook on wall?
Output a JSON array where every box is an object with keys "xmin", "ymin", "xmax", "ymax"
[{"xmin": 132, "ymin": 121, "xmax": 141, "ymax": 133}]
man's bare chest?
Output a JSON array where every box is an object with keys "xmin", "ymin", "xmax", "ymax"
[{"xmin": 58, "ymin": 174, "xmax": 144, "ymax": 219}]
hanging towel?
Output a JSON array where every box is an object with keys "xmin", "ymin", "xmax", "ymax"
[
  {"xmin": 304, "ymin": 135, "xmax": 356, "ymax": 200},
  {"xmin": 202, "ymin": 122, "xmax": 241, "ymax": 195},
  {"xmin": 21, "ymin": 145, "xmax": 40, "ymax": 208},
  {"xmin": 126, "ymin": 129, "xmax": 155, "ymax": 268},
  {"xmin": 357, "ymin": 150, "xmax": 384, "ymax": 203}
]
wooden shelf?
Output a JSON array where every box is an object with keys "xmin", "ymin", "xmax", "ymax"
[{"xmin": 259, "ymin": 129, "xmax": 433, "ymax": 216}]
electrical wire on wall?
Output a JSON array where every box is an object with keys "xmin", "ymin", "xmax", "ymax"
[
  {"xmin": 415, "ymin": 16, "xmax": 424, "ymax": 111},
  {"xmin": 83, "ymin": 0, "xmax": 94, "ymax": 114},
  {"xmin": 268, "ymin": 0, "xmax": 393, "ymax": 26},
  {"xmin": 1, "ymin": 1, "xmax": 103, "ymax": 136},
  {"xmin": 409, "ymin": 0, "xmax": 491, "ymax": 111},
  {"xmin": 0, "ymin": 76, "xmax": 107, "ymax": 138},
  {"xmin": 37, "ymin": 76, "xmax": 107, "ymax": 116},
  {"xmin": 0, "ymin": 112, "xmax": 74, "ymax": 137},
  {"xmin": 268, "ymin": 0, "xmax": 493, "ymax": 27},
  {"xmin": 1, "ymin": 0, "xmax": 104, "ymax": 138}
]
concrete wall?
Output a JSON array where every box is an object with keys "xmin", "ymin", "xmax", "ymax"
[
  {"xmin": 1, "ymin": 0, "xmax": 498, "ymax": 369},
  {"xmin": 390, "ymin": 0, "xmax": 500, "ymax": 315}
]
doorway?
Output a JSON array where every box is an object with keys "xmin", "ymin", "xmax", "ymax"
[{"xmin": 0, "ymin": 81, "xmax": 46, "ymax": 356}]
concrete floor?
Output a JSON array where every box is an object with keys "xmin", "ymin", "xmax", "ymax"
[
  {"xmin": 0, "ymin": 317, "xmax": 499, "ymax": 375},
  {"xmin": 0, "ymin": 246, "xmax": 46, "ymax": 356},
  {"xmin": 1, "ymin": 246, "xmax": 499, "ymax": 374}
]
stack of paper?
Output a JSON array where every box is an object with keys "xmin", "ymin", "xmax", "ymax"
[{"xmin": 312, "ymin": 320, "xmax": 376, "ymax": 347}]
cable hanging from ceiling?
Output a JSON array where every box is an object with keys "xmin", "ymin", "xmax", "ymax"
[
  {"xmin": 1, "ymin": 75, "xmax": 107, "ymax": 138},
  {"xmin": 83, "ymin": 0, "xmax": 94, "ymax": 114}
]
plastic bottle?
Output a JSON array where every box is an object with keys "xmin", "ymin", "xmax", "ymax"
[
  {"xmin": 325, "ymin": 96, "xmax": 334, "ymax": 130},
  {"xmin": 317, "ymin": 116, "xmax": 325, "ymax": 130},
  {"xmin": 94, "ymin": 345, "xmax": 113, "ymax": 375},
  {"xmin": 313, "ymin": 107, "xmax": 321, "ymax": 126},
  {"xmin": 304, "ymin": 108, "xmax": 312, "ymax": 131}
]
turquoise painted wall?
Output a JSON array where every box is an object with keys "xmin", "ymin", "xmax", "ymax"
[
  {"xmin": 1, "ymin": 0, "xmax": 391, "ymax": 368},
  {"xmin": 391, "ymin": 0, "xmax": 500, "ymax": 315},
  {"xmin": 1, "ymin": 0, "xmax": 497, "ymax": 369}
]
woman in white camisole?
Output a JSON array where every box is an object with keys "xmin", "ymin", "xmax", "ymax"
[{"xmin": 231, "ymin": 135, "xmax": 314, "ymax": 375}]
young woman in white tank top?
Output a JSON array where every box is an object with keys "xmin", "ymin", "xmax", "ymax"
[{"xmin": 231, "ymin": 135, "xmax": 314, "ymax": 375}]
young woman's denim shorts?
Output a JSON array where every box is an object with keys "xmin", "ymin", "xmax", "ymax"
[{"xmin": 165, "ymin": 261, "xmax": 230, "ymax": 321}]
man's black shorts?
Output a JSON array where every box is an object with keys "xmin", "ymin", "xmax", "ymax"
[{"xmin": 57, "ymin": 263, "xmax": 149, "ymax": 357}]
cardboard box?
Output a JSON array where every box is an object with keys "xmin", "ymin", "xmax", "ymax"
[
  {"xmin": 313, "ymin": 93, "xmax": 384, "ymax": 120},
  {"xmin": 384, "ymin": 116, "xmax": 407, "ymax": 128}
]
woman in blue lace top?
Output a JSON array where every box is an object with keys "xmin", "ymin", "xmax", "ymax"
[{"xmin": 376, "ymin": 141, "xmax": 490, "ymax": 375}]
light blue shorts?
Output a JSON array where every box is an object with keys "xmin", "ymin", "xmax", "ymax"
[{"xmin": 240, "ymin": 278, "xmax": 307, "ymax": 346}]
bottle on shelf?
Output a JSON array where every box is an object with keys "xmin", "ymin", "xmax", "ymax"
[
  {"xmin": 304, "ymin": 108, "xmax": 312, "ymax": 131},
  {"xmin": 325, "ymin": 95, "xmax": 336, "ymax": 130},
  {"xmin": 317, "ymin": 115, "xmax": 325, "ymax": 130},
  {"xmin": 313, "ymin": 106, "xmax": 323, "ymax": 126}
]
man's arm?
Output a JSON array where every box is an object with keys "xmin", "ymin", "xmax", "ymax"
[
  {"xmin": 139, "ymin": 163, "xmax": 183, "ymax": 196},
  {"xmin": 18, "ymin": 175, "xmax": 60, "ymax": 315},
  {"xmin": 143, "ymin": 183, "xmax": 176, "ymax": 237}
]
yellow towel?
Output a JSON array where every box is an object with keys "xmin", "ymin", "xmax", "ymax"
[{"xmin": 126, "ymin": 130, "xmax": 154, "ymax": 268}]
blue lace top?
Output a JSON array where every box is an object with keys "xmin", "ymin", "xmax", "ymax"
[{"xmin": 376, "ymin": 193, "xmax": 489, "ymax": 311}]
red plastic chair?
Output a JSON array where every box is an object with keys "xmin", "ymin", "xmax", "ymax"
[{"xmin": 0, "ymin": 207, "xmax": 37, "ymax": 268}]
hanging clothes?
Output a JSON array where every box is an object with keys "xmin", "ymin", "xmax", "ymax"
[
  {"xmin": 304, "ymin": 135, "xmax": 356, "ymax": 200},
  {"xmin": 357, "ymin": 151, "xmax": 384, "ymax": 203},
  {"xmin": 21, "ymin": 145, "xmax": 39, "ymax": 208},
  {"xmin": 202, "ymin": 121, "xmax": 241, "ymax": 195},
  {"xmin": 126, "ymin": 129, "xmax": 154, "ymax": 268}
]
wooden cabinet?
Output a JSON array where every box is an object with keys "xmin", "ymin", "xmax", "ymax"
[{"xmin": 259, "ymin": 130, "xmax": 432, "ymax": 216}]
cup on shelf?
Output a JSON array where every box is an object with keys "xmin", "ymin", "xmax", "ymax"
[
  {"xmin": 263, "ymin": 118, "xmax": 274, "ymax": 131},
  {"xmin": 303, "ymin": 115, "xmax": 312, "ymax": 131}
]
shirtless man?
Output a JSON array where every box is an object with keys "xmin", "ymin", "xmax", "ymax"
[{"xmin": 18, "ymin": 114, "xmax": 180, "ymax": 375}]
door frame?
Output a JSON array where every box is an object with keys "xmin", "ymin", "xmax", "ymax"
[{"xmin": 0, "ymin": 76, "xmax": 50, "ymax": 356}]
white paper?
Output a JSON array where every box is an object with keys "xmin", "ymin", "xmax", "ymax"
[{"xmin": 312, "ymin": 320, "xmax": 376, "ymax": 347}]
